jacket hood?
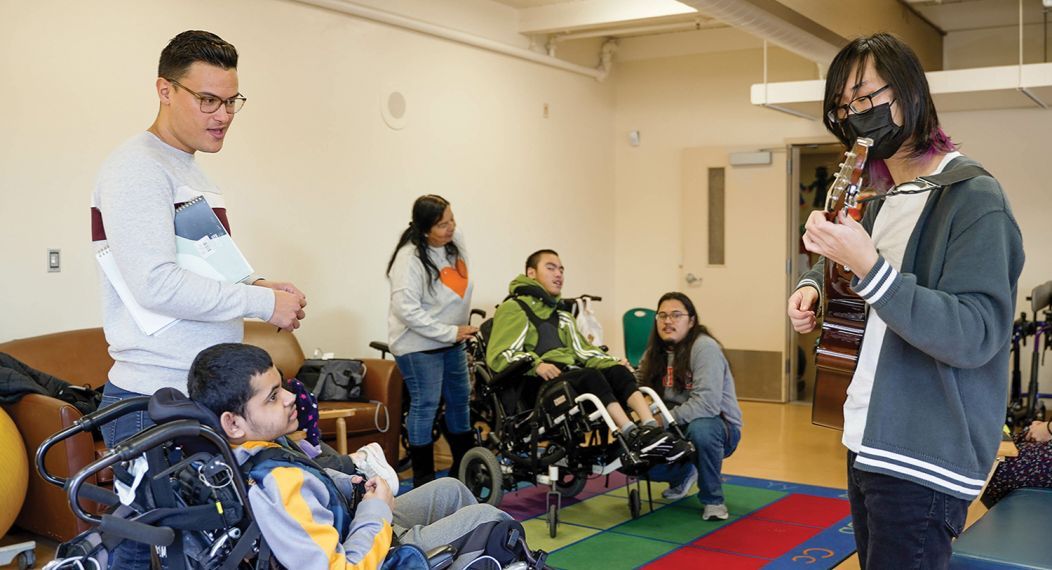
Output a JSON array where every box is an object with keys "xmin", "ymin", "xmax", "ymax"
[{"xmin": 508, "ymin": 275, "xmax": 560, "ymax": 307}]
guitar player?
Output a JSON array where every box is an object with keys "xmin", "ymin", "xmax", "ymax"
[{"xmin": 786, "ymin": 33, "xmax": 1024, "ymax": 569}]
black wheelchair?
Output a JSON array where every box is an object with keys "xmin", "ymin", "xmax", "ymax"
[
  {"xmin": 458, "ymin": 301, "xmax": 693, "ymax": 538},
  {"xmin": 35, "ymin": 390, "xmax": 462, "ymax": 569}
]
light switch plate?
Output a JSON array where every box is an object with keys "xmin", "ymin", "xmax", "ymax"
[{"xmin": 48, "ymin": 249, "xmax": 60, "ymax": 272}]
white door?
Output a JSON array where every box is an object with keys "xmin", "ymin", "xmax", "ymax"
[{"xmin": 680, "ymin": 145, "xmax": 789, "ymax": 402}]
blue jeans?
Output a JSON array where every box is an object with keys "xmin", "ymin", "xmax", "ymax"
[
  {"xmin": 99, "ymin": 382, "xmax": 155, "ymax": 569},
  {"xmin": 395, "ymin": 345, "xmax": 471, "ymax": 446},
  {"xmin": 650, "ymin": 416, "xmax": 741, "ymax": 505},
  {"xmin": 847, "ymin": 451, "xmax": 968, "ymax": 570},
  {"xmin": 99, "ymin": 383, "xmax": 154, "ymax": 448}
]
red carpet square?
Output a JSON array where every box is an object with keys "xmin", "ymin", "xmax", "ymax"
[
  {"xmin": 693, "ymin": 517, "xmax": 822, "ymax": 559},
  {"xmin": 643, "ymin": 547, "xmax": 768, "ymax": 569},
  {"xmin": 748, "ymin": 494, "xmax": 851, "ymax": 527}
]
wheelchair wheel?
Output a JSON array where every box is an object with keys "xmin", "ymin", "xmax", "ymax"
[
  {"xmin": 555, "ymin": 471, "xmax": 587, "ymax": 498},
  {"xmin": 460, "ymin": 447, "xmax": 503, "ymax": 507},
  {"xmin": 629, "ymin": 488, "xmax": 641, "ymax": 519},
  {"xmin": 470, "ymin": 383, "xmax": 503, "ymax": 446},
  {"xmin": 547, "ymin": 503, "xmax": 559, "ymax": 538}
]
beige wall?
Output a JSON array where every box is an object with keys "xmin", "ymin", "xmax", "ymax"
[
  {"xmin": 611, "ymin": 46, "xmax": 827, "ymax": 352},
  {"xmin": 0, "ymin": 0, "xmax": 617, "ymax": 358}
]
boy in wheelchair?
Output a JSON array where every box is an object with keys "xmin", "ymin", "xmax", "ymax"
[
  {"xmin": 187, "ymin": 343, "xmax": 540, "ymax": 570},
  {"xmin": 486, "ymin": 249, "xmax": 692, "ymax": 467}
]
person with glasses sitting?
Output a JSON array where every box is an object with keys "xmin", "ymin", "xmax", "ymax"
[
  {"xmin": 486, "ymin": 249, "xmax": 692, "ymax": 466},
  {"xmin": 636, "ymin": 292, "xmax": 742, "ymax": 521}
]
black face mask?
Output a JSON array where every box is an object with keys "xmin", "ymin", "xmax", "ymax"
[{"xmin": 842, "ymin": 102, "xmax": 907, "ymax": 160}]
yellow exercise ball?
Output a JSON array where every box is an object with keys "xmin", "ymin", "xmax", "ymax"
[{"xmin": 0, "ymin": 408, "xmax": 28, "ymax": 537}]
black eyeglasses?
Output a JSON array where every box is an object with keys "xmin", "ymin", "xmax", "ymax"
[
  {"xmin": 827, "ymin": 84, "xmax": 891, "ymax": 123},
  {"xmin": 165, "ymin": 78, "xmax": 246, "ymax": 114}
]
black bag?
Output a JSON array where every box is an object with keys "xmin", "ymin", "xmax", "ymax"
[
  {"xmin": 56, "ymin": 384, "xmax": 104, "ymax": 416},
  {"xmin": 296, "ymin": 359, "xmax": 367, "ymax": 402}
]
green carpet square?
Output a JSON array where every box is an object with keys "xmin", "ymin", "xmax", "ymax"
[
  {"xmin": 557, "ymin": 494, "xmax": 636, "ymax": 529},
  {"xmin": 521, "ymin": 519, "xmax": 599, "ymax": 553},
  {"xmin": 605, "ymin": 481, "xmax": 679, "ymax": 505},
  {"xmin": 610, "ymin": 502, "xmax": 735, "ymax": 543},
  {"xmin": 546, "ymin": 531, "xmax": 678, "ymax": 570},
  {"xmin": 668, "ymin": 483, "xmax": 787, "ymax": 516}
]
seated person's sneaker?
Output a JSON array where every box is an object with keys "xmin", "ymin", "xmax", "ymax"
[
  {"xmin": 662, "ymin": 465, "xmax": 698, "ymax": 500},
  {"xmin": 627, "ymin": 426, "xmax": 691, "ymax": 464},
  {"xmin": 624, "ymin": 426, "xmax": 681, "ymax": 464},
  {"xmin": 701, "ymin": 503, "xmax": 729, "ymax": 521},
  {"xmin": 354, "ymin": 442, "xmax": 400, "ymax": 494}
]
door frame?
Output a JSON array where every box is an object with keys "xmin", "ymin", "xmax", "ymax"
[{"xmin": 785, "ymin": 137, "xmax": 845, "ymax": 402}]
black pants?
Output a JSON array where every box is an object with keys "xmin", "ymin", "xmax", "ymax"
[{"xmin": 508, "ymin": 365, "xmax": 638, "ymax": 413}]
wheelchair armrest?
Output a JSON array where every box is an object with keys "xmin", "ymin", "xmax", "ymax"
[
  {"xmin": 425, "ymin": 544, "xmax": 457, "ymax": 570},
  {"xmin": 489, "ymin": 358, "xmax": 533, "ymax": 387},
  {"xmin": 368, "ymin": 341, "xmax": 391, "ymax": 359}
]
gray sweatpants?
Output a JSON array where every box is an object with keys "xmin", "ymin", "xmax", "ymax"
[{"xmin": 393, "ymin": 478, "xmax": 512, "ymax": 570}]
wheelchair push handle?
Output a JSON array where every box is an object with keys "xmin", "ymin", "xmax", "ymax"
[
  {"xmin": 99, "ymin": 513, "xmax": 176, "ymax": 547},
  {"xmin": 36, "ymin": 395, "xmax": 152, "ymax": 487}
]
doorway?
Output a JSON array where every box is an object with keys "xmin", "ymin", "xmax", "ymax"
[
  {"xmin": 681, "ymin": 145, "xmax": 788, "ymax": 402},
  {"xmin": 787, "ymin": 142, "xmax": 844, "ymax": 403}
]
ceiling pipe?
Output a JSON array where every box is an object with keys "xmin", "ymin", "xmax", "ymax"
[
  {"xmin": 288, "ymin": 0, "xmax": 606, "ymax": 80},
  {"xmin": 551, "ymin": 18, "xmax": 725, "ymax": 42},
  {"xmin": 678, "ymin": 0, "xmax": 846, "ymax": 69}
]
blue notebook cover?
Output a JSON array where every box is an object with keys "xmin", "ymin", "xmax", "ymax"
[{"xmin": 174, "ymin": 196, "xmax": 253, "ymax": 283}]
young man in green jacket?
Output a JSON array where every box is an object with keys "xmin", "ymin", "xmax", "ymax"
[{"xmin": 487, "ymin": 249, "xmax": 690, "ymax": 464}]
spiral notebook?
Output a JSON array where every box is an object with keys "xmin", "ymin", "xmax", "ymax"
[
  {"xmin": 173, "ymin": 196, "xmax": 253, "ymax": 284},
  {"xmin": 96, "ymin": 196, "xmax": 254, "ymax": 335}
]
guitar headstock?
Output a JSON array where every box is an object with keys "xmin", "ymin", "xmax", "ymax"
[{"xmin": 825, "ymin": 137, "xmax": 873, "ymax": 216}]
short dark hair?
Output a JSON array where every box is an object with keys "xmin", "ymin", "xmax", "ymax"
[
  {"xmin": 159, "ymin": 30, "xmax": 238, "ymax": 80},
  {"xmin": 525, "ymin": 249, "xmax": 559, "ymax": 272},
  {"xmin": 187, "ymin": 343, "xmax": 273, "ymax": 418},
  {"xmin": 822, "ymin": 33, "xmax": 954, "ymax": 159}
]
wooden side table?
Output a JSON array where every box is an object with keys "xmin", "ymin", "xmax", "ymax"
[{"xmin": 318, "ymin": 408, "xmax": 357, "ymax": 455}]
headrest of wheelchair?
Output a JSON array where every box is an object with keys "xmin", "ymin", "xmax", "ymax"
[{"xmin": 148, "ymin": 388, "xmax": 223, "ymax": 432}]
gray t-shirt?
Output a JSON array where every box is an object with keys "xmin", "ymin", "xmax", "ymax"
[{"xmin": 92, "ymin": 132, "xmax": 273, "ymax": 395}]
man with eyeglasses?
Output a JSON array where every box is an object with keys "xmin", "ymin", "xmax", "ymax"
[
  {"xmin": 90, "ymin": 31, "xmax": 306, "ymax": 531},
  {"xmin": 787, "ymin": 33, "xmax": 1023, "ymax": 568},
  {"xmin": 486, "ymin": 249, "xmax": 693, "ymax": 467}
]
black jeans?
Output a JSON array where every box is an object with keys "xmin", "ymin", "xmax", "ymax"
[{"xmin": 847, "ymin": 451, "xmax": 968, "ymax": 570}]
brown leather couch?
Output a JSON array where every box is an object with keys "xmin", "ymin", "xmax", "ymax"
[{"xmin": 0, "ymin": 321, "xmax": 401, "ymax": 542}]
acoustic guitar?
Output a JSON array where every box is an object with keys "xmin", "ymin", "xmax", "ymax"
[{"xmin": 811, "ymin": 137, "xmax": 873, "ymax": 430}]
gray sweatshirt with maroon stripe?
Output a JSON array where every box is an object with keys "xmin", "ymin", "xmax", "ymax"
[{"xmin": 92, "ymin": 132, "xmax": 274, "ymax": 396}]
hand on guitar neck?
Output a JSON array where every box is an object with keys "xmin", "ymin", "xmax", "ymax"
[{"xmin": 801, "ymin": 208, "xmax": 880, "ymax": 279}]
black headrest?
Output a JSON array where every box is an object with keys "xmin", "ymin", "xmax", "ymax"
[{"xmin": 148, "ymin": 388, "xmax": 223, "ymax": 432}]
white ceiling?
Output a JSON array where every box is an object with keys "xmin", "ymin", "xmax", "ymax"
[
  {"xmin": 907, "ymin": 0, "xmax": 1049, "ymax": 32},
  {"xmin": 491, "ymin": 0, "xmax": 1050, "ymax": 38}
]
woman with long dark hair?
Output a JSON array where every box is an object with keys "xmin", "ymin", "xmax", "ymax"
[
  {"xmin": 387, "ymin": 195, "xmax": 477, "ymax": 488},
  {"xmin": 638, "ymin": 292, "xmax": 742, "ymax": 521}
]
